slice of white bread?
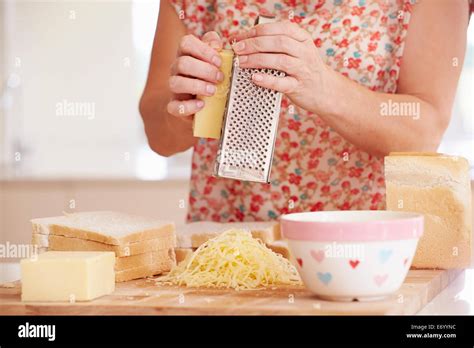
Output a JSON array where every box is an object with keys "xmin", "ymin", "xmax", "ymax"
[
  {"xmin": 174, "ymin": 248, "xmax": 194, "ymax": 263},
  {"xmin": 267, "ymin": 240, "xmax": 291, "ymax": 260},
  {"xmin": 176, "ymin": 221, "xmax": 280, "ymax": 248},
  {"xmin": 31, "ymin": 211, "xmax": 175, "ymax": 245},
  {"xmin": 41, "ymin": 234, "xmax": 176, "ymax": 257},
  {"xmin": 385, "ymin": 152, "xmax": 472, "ymax": 269},
  {"xmin": 115, "ymin": 248, "xmax": 175, "ymax": 271},
  {"xmin": 34, "ymin": 246, "xmax": 48, "ymax": 254},
  {"xmin": 115, "ymin": 259, "xmax": 175, "ymax": 282},
  {"xmin": 176, "ymin": 222, "xmax": 221, "ymax": 248},
  {"xmin": 33, "ymin": 244, "xmax": 176, "ymax": 272},
  {"xmin": 32, "ymin": 233, "xmax": 49, "ymax": 247}
]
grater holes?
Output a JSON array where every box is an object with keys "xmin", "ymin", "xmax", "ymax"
[{"xmin": 223, "ymin": 66, "xmax": 279, "ymax": 171}]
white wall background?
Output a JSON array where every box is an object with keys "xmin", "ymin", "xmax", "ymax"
[
  {"xmin": 0, "ymin": 0, "xmax": 192, "ymax": 181},
  {"xmin": 0, "ymin": 2, "xmax": 4, "ymax": 166},
  {"xmin": 439, "ymin": 21, "xmax": 474, "ymax": 163},
  {"xmin": 0, "ymin": 0, "xmax": 472, "ymax": 180}
]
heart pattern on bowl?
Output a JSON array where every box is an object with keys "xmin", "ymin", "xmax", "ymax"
[
  {"xmin": 379, "ymin": 249, "xmax": 393, "ymax": 264},
  {"xmin": 310, "ymin": 250, "xmax": 325, "ymax": 263},
  {"xmin": 305, "ymin": 249, "xmax": 400, "ymax": 288},
  {"xmin": 282, "ymin": 210, "xmax": 423, "ymax": 300},
  {"xmin": 296, "ymin": 258, "xmax": 303, "ymax": 268},
  {"xmin": 374, "ymin": 274, "xmax": 388, "ymax": 287},
  {"xmin": 317, "ymin": 272, "xmax": 332, "ymax": 285},
  {"xmin": 349, "ymin": 260, "xmax": 360, "ymax": 269}
]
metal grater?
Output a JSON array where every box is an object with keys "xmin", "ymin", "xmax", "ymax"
[{"xmin": 214, "ymin": 15, "xmax": 284, "ymax": 183}]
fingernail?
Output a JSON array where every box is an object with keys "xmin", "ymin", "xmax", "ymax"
[
  {"xmin": 210, "ymin": 40, "xmax": 221, "ymax": 50},
  {"xmin": 206, "ymin": 84, "xmax": 216, "ymax": 94},
  {"xmin": 238, "ymin": 55, "xmax": 248, "ymax": 63},
  {"xmin": 253, "ymin": 73, "xmax": 263, "ymax": 82},
  {"xmin": 196, "ymin": 100, "xmax": 204, "ymax": 108},
  {"xmin": 216, "ymin": 71, "xmax": 224, "ymax": 81},
  {"xmin": 233, "ymin": 41, "xmax": 245, "ymax": 52},
  {"xmin": 211, "ymin": 55, "xmax": 222, "ymax": 67}
]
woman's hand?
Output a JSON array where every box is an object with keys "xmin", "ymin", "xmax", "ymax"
[
  {"xmin": 232, "ymin": 20, "xmax": 330, "ymax": 114},
  {"xmin": 140, "ymin": 1, "xmax": 229, "ymax": 157},
  {"xmin": 167, "ymin": 31, "xmax": 225, "ymax": 122}
]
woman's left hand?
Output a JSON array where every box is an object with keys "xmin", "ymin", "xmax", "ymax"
[{"xmin": 232, "ymin": 20, "xmax": 330, "ymax": 114}]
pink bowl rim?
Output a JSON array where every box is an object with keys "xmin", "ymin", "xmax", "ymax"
[{"xmin": 280, "ymin": 210, "xmax": 424, "ymax": 241}]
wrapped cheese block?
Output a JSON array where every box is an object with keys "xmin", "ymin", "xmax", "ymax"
[
  {"xmin": 193, "ymin": 49, "xmax": 234, "ymax": 139},
  {"xmin": 385, "ymin": 152, "xmax": 472, "ymax": 269}
]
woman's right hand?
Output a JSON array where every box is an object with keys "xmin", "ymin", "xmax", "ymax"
[{"xmin": 167, "ymin": 31, "xmax": 224, "ymax": 120}]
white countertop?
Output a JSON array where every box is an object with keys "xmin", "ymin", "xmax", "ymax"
[
  {"xmin": 418, "ymin": 269, "xmax": 473, "ymax": 315},
  {"xmin": 1, "ymin": 262, "xmax": 472, "ymax": 315}
]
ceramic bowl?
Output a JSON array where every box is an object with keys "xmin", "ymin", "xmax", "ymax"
[{"xmin": 281, "ymin": 210, "xmax": 423, "ymax": 301}]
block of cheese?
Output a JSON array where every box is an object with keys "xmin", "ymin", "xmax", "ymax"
[
  {"xmin": 193, "ymin": 49, "xmax": 234, "ymax": 139},
  {"xmin": 115, "ymin": 259, "xmax": 176, "ymax": 282},
  {"xmin": 21, "ymin": 251, "xmax": 115, "ymax": 302},
  {"xmin": 31, "ymin": 211, "xmax": 174, "ymax": 245},
  {"xmin": 176, "ymin": 221, "xmax": 280, "ymax": 248},
  {"xmin": 39, "ymin": 234, "xmax": 176, "ymax": 257},
  {"xmin": 385, "ymin": 152, "xmax": 472, "ymax": 269}
]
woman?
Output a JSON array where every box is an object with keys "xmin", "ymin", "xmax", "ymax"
[{"xmin": 140, "ymin": 0, "xmax": 470, "ymax": 222}]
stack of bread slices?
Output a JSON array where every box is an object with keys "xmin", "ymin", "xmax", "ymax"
[{"xmin": 31, "ymin": 211, "xmax": 176, "ymax": 282}]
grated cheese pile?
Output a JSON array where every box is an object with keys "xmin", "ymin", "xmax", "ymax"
[{"xmin": 157, "ymin": 229, "xmax": 301, "ymax": 290}]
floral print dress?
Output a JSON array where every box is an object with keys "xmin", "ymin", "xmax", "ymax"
[{"xmin": 168, "ymin": 0, "xmax": 414, "ymax": 222}]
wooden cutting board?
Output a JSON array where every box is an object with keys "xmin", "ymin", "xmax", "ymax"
[{"xmin": 0, "ymin": 269, "xmax": 462, "ymax": 315}]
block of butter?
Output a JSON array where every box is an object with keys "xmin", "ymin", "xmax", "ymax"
[
  {"xmin": 385, "ymin": 152, "xmax": 472, "ymax": 269},
  {"xmin": 193, "ymin": 49, "xmax": 234, "ymax": 139},
  {"xmin": 21, "ymin": 251, "xmax": 115, "ymax": 302}
]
